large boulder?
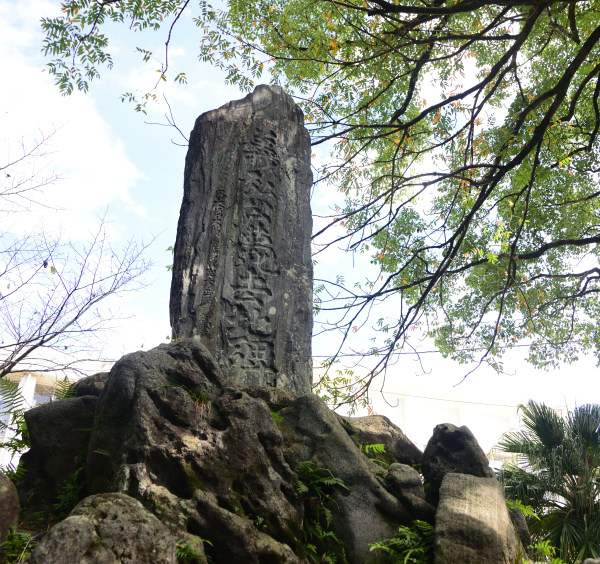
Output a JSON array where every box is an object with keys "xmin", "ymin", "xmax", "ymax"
[
  {"xmin": 18, "ymin": 395, "xmax": 97, "ymax": 510},
  {"xmin": 79, "ymin": 339, "xmax": 423, "ymax": 564},
  {"xmin": 278, "ymin": 394, "xmax": 418, "ymax": 563},
  {"xmin": 339, "ymin": 414, "xmax": 423, "ymax": 465},
  {"xmin": 386, "ymin": 463, "xmax": 436, "ymax": 523},
  {"xmin": 84, "ymin": 339, "xmax": 304, "ymax": 563},
  {"xmin": 422, "ymin": 423, "xmax": 494, "ymax": 504},
  {"xmin": 72, "ymin": 372, "xmax": 109, "ymax": 397},
  {"xmin": 434, "ymin": 473, "xmax": 523, "ymax": 564},
  {"xmin": 0, "ymin": 471, "xmax": 20, "ymax": 543},
  {"xmin": 25, "ymin": 493, "xmax": 178, "ymax": 564},
  {"xmin": 508, "ymin": 504, "xmax": 532, "ymax": 555}
]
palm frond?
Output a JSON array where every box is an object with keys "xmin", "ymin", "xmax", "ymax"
[
  {"xmin": 569, "ymin": 404, "xmax": 600, "ymax": 467},
  {"xmin": 499, "ymin": 463, "xmax": 551, "ymax": 511},
  {"xmin": 498, "ymin": 400, "xmax": 600, "ymax": 562},
  {"xmin": 520, "ymin": 401, "xmax": 565, "ymax": 453}
]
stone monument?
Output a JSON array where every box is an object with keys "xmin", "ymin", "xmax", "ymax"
[{"xmin": 169, "ymin": 85, "xmax": 313, "ymax": 395}]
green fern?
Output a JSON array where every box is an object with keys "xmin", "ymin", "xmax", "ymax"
[
  {"xmin": 53, "ymin": 377, "xmax": 75, "ymax": 400},
  {"xmin": 162, "ymin": 375, "xmax": 209, "ymax": 406},
  {"xmin": 0, "ymin": 528, "xmax": 37, "ymax": 562},
  {"xmin": 0, "ymin": 379, "xmax": 25, "ymax": 411},
  {"xmin": 52, "ymin": 465, "xmax": 85, "ymax": 518},
  {"xmin": 296, "ymin": 461, "xmax": 349, "ymax": 563},
  {"xmin": 176, "ymin": 538, "xmax": 213, "ymax": 563},
  {"xmin": 506, "ymin": 499, "xmax": 540, "ymax": 520},
  {"xmin": 270, "ymin": 410, "xmax": 284, "ymax": 423},
  {"xmin": 369, "ymin": 520, "xmax": 435, "ymax": 564},
  {"xmin": 0, "ymin": 378, "xmax": 26, "ymax": 435},
  {"xmin": 361, "ymin": 443, "xmax": 386, "ymax": 456},
  {"xmin": 0, "ymin": 379, "xmax": 30, "ymax": 475},
  {"xmin": 296, "ymin": 461, "xmax": 349, "ymax": 501},
  {"xmin": 524, "ymin": 540, "xmax": 568, "ymax": 563},
  {"xmin": 360, "ymin": 443, "xmax": 391, "ymax": 471}
]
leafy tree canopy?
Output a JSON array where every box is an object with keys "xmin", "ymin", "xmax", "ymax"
[{"xmin": 41, "ymin": 0, "xmax": 600, "ymax": 403}]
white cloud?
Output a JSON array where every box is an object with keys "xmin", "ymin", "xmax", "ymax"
[
  {"xmin": 0, "ymin": 0, "xmax": 171, "ymax": 365},
  {"xmin": 0, "ymin": 0, "xmax": 143, "ymax": 239}
]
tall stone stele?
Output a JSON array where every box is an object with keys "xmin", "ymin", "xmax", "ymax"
[{"xmin": 170, "ymin": 85, "xmax": 313, "ymax": 395}]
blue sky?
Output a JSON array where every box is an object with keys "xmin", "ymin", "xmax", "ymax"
[
  {"xmin": 0, "ymin": 0, "xmax": 244, "ymax": 356},
  {"xmin": 2, "ymin": 0, "xmax": 599, "ymax": 451}
]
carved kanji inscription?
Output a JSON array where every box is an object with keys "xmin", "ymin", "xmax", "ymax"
[{"xmin": 170, "ymin": 85, "xmax": 313, "ymax": 395}]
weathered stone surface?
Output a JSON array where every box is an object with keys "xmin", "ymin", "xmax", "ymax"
[
  {"xmin": 339, "ymin": 414, "xmax": 423, "ymax": 465},
  {"xmin": 386, "ymin": 463, "xmax": 436, "ymax": 523},
  {"xmin": 0, "ymin": 471, "xmax": 20, "ymax": 543},
  {"xmin": 508, "ymin": 504, "xmax": 532, "ymax": 555},
  {"xmin": 422, "ymin": 423, "xmax": 494, "ymax": 504},
  {"xmin": 434, "ymin": 473, "xmax": 522, "ymax": 564},
  {"xmin": 170, "ymin": 84, "xmax": 313, "ymax": 395},
  {"xmin": 239, "ymin": 384, "xmax": 298, "ymax": 410},
  {"xmin": 278, "ymin": 394, "xmax": 418, "ymax": 563},
  {"xmin": 84, "ymin": 339, "xmax": 304, "ymax": 563},
  {"xmin": 72, "ymin": 371, "xmax": 109, "ymax": 397},
  {"xmin": 18, "ymin": 395, "xmax": 97, "ymax": 509},
  {"xmin": 26, "ymin": 493, "xmax": 178, "ymax": 564},
  {"xmin": 583, "ymin": 559, "xmax": 600, "ymax": 563},
  {"xmin": 387, "ymin": 463, "xmax": 424, "ymax": 498},
  {"xmin": 71, "ymin": 340, "xmax": 421, "ymax": 564}
]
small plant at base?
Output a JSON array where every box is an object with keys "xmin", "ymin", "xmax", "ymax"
[
  {"xmin": 165, "ymin": 245, "xmax": 174, "ymax": 272},
  {"xmin": 296, "ymin": 460, "xmax": 349, "ymax": 564},
  {"xmin": 52, "ymin": 451, "xmax": 86, "ymax": 518},
  {"xmin": 176, "ymin": 538, "xmax": 213, "ymax": 563},
  {"xmin": 369, "ymin": 520, "xmax": 434, "ymax": 563},
  {"xmin": 506, "ymin": 499, "xmax": 540, "ymax": 521},
  {"xmin": 160, "ymin": 376, "xmax": 211, "ymax": 423},
  {"xmin": 143, "ymin": 490, "xmax": 166, "ymax": 517},
  {"xmin": 525, "ymin": 540, "xmax": 567, "ymax": 564},
  {"xmin": 247, "ymin": 514, "xmax": 268, "ymax": 530},
  {"xmin": 163, "ymin": 376, "xmax": 210, "ymax": 406},
  {"xmin": 0, "ymin": 529, "xmax": 37, "ymax": 563},
  {"xmin": 270, "ymin": 410, "xmax": 283, "ymax": 423}
]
